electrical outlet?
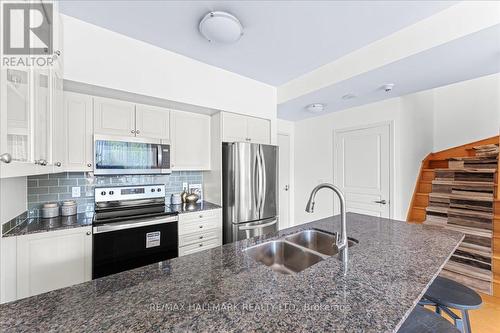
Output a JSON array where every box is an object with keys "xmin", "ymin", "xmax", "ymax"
[{"xmin": 72, "ymin": 187, "xmax": 81, "ymax": 198}]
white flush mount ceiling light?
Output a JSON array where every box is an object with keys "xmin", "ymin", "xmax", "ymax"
[
  {"xmin": 199, "ymin": 11, "xmax": 243, "ymax": 44},
  {"xmin": 306, "ymin": 103, "xmax": 326, "ymax": 113}
]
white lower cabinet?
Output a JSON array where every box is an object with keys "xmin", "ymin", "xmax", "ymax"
[
  {"xmin": 178, "ymin": 209, "xmax": 222, "ymax": 257},
  {"xmin": 16, "ymin": 227, "xmax": 92, "ymax": 299}
]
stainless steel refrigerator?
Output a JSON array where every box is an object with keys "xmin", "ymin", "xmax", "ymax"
[{"xmin": 222, "ymin": 142, "xmax": 278, "ymax": 244}]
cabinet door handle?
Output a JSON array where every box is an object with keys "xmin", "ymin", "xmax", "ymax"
[
  {"xmin": 135, "ymin": 130, "xmax": 140, "ymax": 134},
  {"xmin": 199, "ymin": 236, "xmax": 203, "ymax": 239},
  {"xmin": 199, "ymin": 243, "xmax": 203, "ymax": 247},
  {"xmin": 55, "ymin": 162, "xmax": 62, "ymax": 167},
  {"xmin": 199, "ymin": 225, "xmax": 203, "ymax": 229},
  {"xmin": 86, "ymin": 231, "xmax": 91, "ymax": 236},
  {"xmin": 131, "ymin": 129, "xmax": 136, "ymax": 134},
  {"xmin": 0, "ymin": 153, "xmax": 12, "ymax": 164},
  {"xmin": 87, "ymin": 163, "xmax": 92, "ymax": 167},
  {"xmin": 373, "ymin": 200, "xmax": 387, "ymax": 205},
  {"xmin": 199, "ymin": 215, "xmax": 203, "ymax": 218}
]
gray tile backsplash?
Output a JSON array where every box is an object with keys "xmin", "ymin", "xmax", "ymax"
[{"xmin": 27, "ymin": 171, "xmax": 203, "ymax": 214}]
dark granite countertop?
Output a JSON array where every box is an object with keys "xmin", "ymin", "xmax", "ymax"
[
  {"xmin": 2, "ymin": 212, "xmax": 94, "ymax": 237},
  {"xmin": 0, "ymin": 213, "xmax": 463, "ymax": 333},
  {"xmin": 3, "ymin": 201, "xmax": 221, "ymax": 237}
]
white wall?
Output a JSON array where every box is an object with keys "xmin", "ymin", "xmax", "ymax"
[
  {"xmin": 0, "ymin": 177, "xmax": 27, "ymax": 224},
  {"xmin": 433, "ymin": 73, "xmax": 500, "ymax": 151},
  {"xmin": 277, "ymin": 119, "xmax": 295, "ymax": 226},
  {"xmin": 294, "ymin": 97, "xmax": 431, "ymax": 224},
  {"xmin": 62, "ymin": 15, "xmax": 277, "ymax": 142}
]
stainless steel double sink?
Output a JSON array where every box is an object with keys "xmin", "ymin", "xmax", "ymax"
[{"xmin": 244, "ymin": 229, "xmax": 358, "ymax": 274}]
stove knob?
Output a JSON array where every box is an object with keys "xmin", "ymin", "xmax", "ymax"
[
  {"xmin": 151, "ymin": 188, "xmax": 155, "ymax": 192},
  {"xmin": 109, "ymin": 190, "xmax": 114, "ymax": 195},
  {"xmin": 157, "ymin": 188, "xmax": 162, "ymax": 192},
  {"xmin": 101, "ymin": 191, "xmax": 106, "ymax": 196}
]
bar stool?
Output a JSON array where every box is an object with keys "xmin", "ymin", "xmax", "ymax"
[
  {"xmin": 421, "ymin": 276, "xmax": 482, "ymax": 333},
  {"xmin": 398, "ymin": 305, "xmax": 460, "ymax": 333}
]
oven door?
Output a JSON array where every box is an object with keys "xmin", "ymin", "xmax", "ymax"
[
  {"xmin": 92, "ymin": 215, "xmax": 178, "ymax": 279},
  {"xmin": 94, "ymin": 135, "xmax": 171, "ymax": 175}
]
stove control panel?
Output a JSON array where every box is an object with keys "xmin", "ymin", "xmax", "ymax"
[{"xmin": 95, "ymin": 184, "xmax": 166, "ymax": 203}]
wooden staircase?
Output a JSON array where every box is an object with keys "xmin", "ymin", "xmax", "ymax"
[{"xmin": 407, "ymin": 136, "xmax": 500, "ymax": 296}]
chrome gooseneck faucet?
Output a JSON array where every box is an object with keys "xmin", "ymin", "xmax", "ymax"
[{"xmin": 305, "ymin": 183, "xmax": 348, "ymax": 251}]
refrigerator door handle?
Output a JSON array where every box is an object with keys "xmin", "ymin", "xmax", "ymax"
[
  {"xmin": 259, "ymin": 146, "xmax": 267, "ymax": 216},
  {"xmin": 256, "ymin": 147, "xmax": 264, "ymax": 214},
  {"xmin": 254, "ymin": 149, "xmax": 260, "ymax": 214},
  {"xmin": 238, "ymin": 219, "xmax": 277, "ymax": 230}
]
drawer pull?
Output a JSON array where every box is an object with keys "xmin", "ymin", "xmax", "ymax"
[
  {"xmin": 199, "ymin": 236, "xmax": 203, "ymax": 239},
  {"xmin": 199, "ymin": 243, "xmax": 203, "ymax": 247},
  {"xmin": 199, "ymin": 215, "xmax": 203, "ymax": 218},
  {"xmin": 199, "ymin": 225, "xmax": 203, "ymax": 229}
]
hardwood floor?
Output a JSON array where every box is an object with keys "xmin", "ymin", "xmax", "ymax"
[{"xmin": 425, "ymin": 293, "xmax": 500, "ymax": 333}]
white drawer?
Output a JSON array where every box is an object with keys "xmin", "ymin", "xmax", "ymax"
[
  {"xmin": 178, "ymin": 209, "xmax": 222, "ymax": 235},
  {"xmin": 179, "ymin": 229, "xmax": 220, "ymax": 247},
  {"xmin": 178, "ymin": 238, "xmax": 220, "ymax": 257},
  {"xmin": 179, "ymin": 209, "xmax": 219, "ymax": 222}
]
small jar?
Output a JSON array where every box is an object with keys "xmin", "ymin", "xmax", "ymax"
[
  {"xmin": 41, "ymin": 202, "xmax": 59, "ymax": 219},
  {"xmin": 61, "ymin": 200, "xmax": 77, "ymax": 216}
]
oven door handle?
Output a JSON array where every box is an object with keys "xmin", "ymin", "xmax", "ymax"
[{"xmin": 93, "ymin": 216, "xmax": 178, "ymax": 234}]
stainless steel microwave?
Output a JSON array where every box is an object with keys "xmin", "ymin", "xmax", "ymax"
[{"xmin": 93, "ymin": 135, "xmax": 171, "ymax": 175}]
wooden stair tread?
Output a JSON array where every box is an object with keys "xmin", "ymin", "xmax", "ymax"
[
  {"xmin": 448, "ymin": 208, "xmax": 494, "ymax": 219},
  {"xmin": 449, "ymin": 156, "xmax": 498, "ymax": 161},
  {"xmin": 429, "ymin": 192, "xmax": 493, "ymax": 202},
  {"xmin": 432, "ymin": 180, "xmax": 495, "ymax": 186},
  {"xmin": 433, "ymin": 168, "xmax": 497, "ymax": 173}
]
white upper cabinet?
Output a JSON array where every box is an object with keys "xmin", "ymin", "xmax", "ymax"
[
  {"xmin": 170, "ymin": 110, "xmax": 210, "ymax": 170},
  {"xmin": 221, "ymin": 112, "xmax": 271, "ymax": 144},
  {"xmin": 33, "ymin": 69, "xmax": 51, "ymax": 166},
  {"xmin": 247, "ymin": 117, "xmax": 271, "ymax": 144},
  {"xmin": 93, "ymin": 97, "xmax": 136, "ymax": 137},
  {"xmin": 0, "ymin": 3, "xmax": 64, "ymax": 177},
  {"xmin": 65, "ymin": 92, "xmax": 93, "ymax": 171},
  {"xmin": 51, "ymin": 68, "xmax": 65, "ymax": 170},
  {"xmin": 135, "ymin": 104, "xmax": 170, "ymax": 140},
  {"xmin": 221, "ymin": 112, "xmax": 248, "ymax": 142}
]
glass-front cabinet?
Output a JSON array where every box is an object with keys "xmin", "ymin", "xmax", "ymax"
[{"xmin": 0, "ymin": 1, "xmax": 63, "ymax": 178}]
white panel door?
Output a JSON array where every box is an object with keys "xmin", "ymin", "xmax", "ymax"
[
  {"xmin": 247, "ymin": 117, "xmax": 271, "ymax": 144},
  {"xmin": 170, "ymin": 111, "xmax": 210, "ymax": 170},
  {"xmin": 278, "ymin": 134, "xmax": 291, "ymax": 229},
  {"xmin": 16, "ymin": 227, "xmax": 92, "ymax": 299},
  {"xmin": 135, "ymin": 104, "xmax": 170, "ymax": 140},
  {"xmin": 334, "ymin": 124, "xmax": 391, "ymax": 218},
  {"xmin": 65, "ymin": 92, "xmax": 94, "ymax": 171},
  {"xmin": 222, "ymin": 113, "xmax": 247, "ymax": 142},
  {"xmin": 93, "ymin": 97, "xmax": 135, "ymax": 136}
]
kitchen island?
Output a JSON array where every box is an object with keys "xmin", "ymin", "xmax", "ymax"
[{"xmin": 0, "ymin": 213, "xmax": 463, "ymax": 332}]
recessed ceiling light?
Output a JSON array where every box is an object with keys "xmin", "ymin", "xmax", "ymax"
[
  {"xmin": 342, "ymin": 93, "xmax": 356, "ymax": 100},
  {"xmin": 382, "ymin": 83, "xmax": 395, "ymax": 92},
  {"xmin": 306, "ymin": 103, "xmax": 326, "ymax": 113},
  {"xmin": 199, "ymin": 11, "xmax": 243, "ymax": 44}
]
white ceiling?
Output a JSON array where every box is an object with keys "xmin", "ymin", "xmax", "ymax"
[
  {"xmin": 278, "ymin": 24, "xmax": 500, "ymax": 121},
  {"xmin": 59, "ymin": 0, "xmax": 455, "ymax": 86}
]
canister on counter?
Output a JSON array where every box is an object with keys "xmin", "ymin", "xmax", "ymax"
[
  {"xmin": 61, "ymin": 200, "xmax": 77, "ymax": 216},
  {"xmin": 41, "ymin": 202, "xmax": 59, "ymax": 219}
]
